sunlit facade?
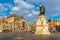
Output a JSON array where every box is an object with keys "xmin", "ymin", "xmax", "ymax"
[{"xmin": 0, "ymin": 14, "xmax": 26, "ymax": 32}]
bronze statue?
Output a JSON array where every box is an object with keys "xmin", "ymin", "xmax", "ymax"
[{"xmin": 39, "ymin": 5, "xmax": 45, "ymax": 15}]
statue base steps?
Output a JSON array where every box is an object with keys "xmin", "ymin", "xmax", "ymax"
[{"xmin": 35, "ymin": 27, "xmax": 50, "ymax": 35}]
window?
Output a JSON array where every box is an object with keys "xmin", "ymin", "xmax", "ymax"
[{"xmin": 14, "ymin": 18, "xmax": 19, "ymax": 22}]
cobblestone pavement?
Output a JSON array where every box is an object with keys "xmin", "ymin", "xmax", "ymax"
[
  {"xmin": 12, "ymin": 31, "xmax": 35, "ymax": 40},
  {"xmin": 0, "ymin": 32, "xmax": 17, "ymax": 40},
  {"xmin": 12, "ymin": 31, "xmax": 60, "ymax": 40},
  {"xmin": 0, "ymin": 31, "xmax": 60, "ymax": 40}
]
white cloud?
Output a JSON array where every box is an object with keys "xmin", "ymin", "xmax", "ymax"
[
  {"xmin": 14, "ymin": 0, "xmax": 35, "ymax": 9},
  {"xmin": 11, "ymin": 0, "xmax": 35, "ymax": 13},
  {"xmin": 0, "ymin": 4, "xmax": 3, "ymax": 7},
  {"xmin": 27, "ymin": 14, "xmax": 32, "ymax": 17},
  {"xmin": 12, "ymin": 6, "xmax": 19, "ymax": 11},
  {"xmin": 11, "ymin": 0, "xmax": 39, "ymax": 23},
  {"xmin": 32, "ymin": 10, "xmax": 39, "ymax": 15},
  {"xmin": 4, "ymin": 16, "xmax": 7, "ymax": 18},
  {"xmin": 10, "ymin": 12, "xmax": 13, "ymax": 14},
  {"xmin": 11, "ymin": 0, "xmax": 36, "ymax": 18},
  {"xmin": 0, "ymin": 3, "xmax": 13, "ymax": 19},
  {"xmin": 24, "ymin": 0, "xmax": 41, "ymax": 5},
  {"xmin": 55, "ymin": 6, "xmax": 60, "ymax": 11},
  {"xmin": 0, "ymin": 3, "xmax": 13, "ymax": 12},
  {"xmin": 0, "ymin": 4, "xmax": 8, "ymax": 12},
  {"xmin": 0, "ymin": 15, "xmax": 7, "ymax": 19}
]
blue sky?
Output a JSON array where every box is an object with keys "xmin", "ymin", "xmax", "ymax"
[{"xmin": 0, "ymin": 0, "xmax": 60, "ymax": 24}]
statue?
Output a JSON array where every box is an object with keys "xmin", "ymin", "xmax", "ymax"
[
  {"xmin": 35, "ymin": 5, "xmax": 50, "ymax": 35},
  {"xmin": 39, "ymin": 5, "xmax": 45, "ymax": 15}
]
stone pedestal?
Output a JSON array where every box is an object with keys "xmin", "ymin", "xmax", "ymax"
[
  {"xmin": 35, "ymin": 15, "xmax": 50, "ymax": 35},
  {"xmin": 35, "ymin": 26, "xmax": 50, "ymax": 35}
]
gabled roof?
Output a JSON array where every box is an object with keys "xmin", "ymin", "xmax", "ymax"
[
  {"xmin": 7, "ymin": 14, "xmax": 20, "ymax": 18},
  {"xmin": 6, "ymin": 14, "xmax": 26, "ymax": 20}
]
